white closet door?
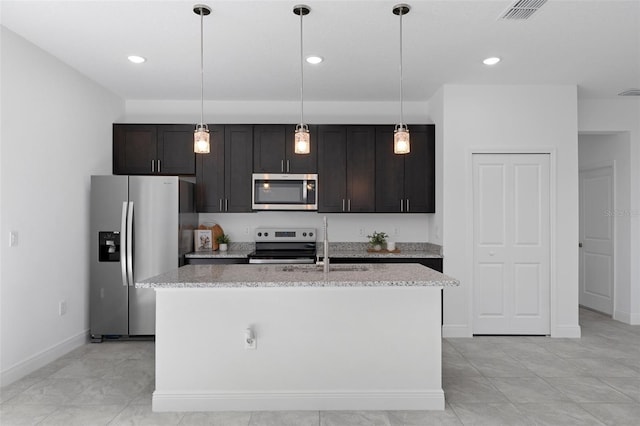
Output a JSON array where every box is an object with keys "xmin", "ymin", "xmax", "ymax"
[
  {"xmin": 579, "ymin": 165, "xmax": 614, "ymax": 315},
  {"xmin": 473, "ymin": 154, "xmax": 550, "ymax": 335}
]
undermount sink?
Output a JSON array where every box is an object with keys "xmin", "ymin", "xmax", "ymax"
[{"xmin": 279, "ymin": 264, "xmax": 369, "ymax": 273}]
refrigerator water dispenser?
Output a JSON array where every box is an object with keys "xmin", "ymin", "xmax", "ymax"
[{"xmin": 98, "ymin": 231, "xmax": 120, "ymax": 262}]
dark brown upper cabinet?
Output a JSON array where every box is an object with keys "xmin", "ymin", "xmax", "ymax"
[
  {"xmin": 113, "ymin": 124, "xmax": 195, "ymax": 175},
  {"xmin": 375, "ymin": 124, "xmax": 435, "ymax": 213},
  {"xmin": 253, "ymin": 124, "xmax": 317, "ymax": 173},
  {"xmin": 318, "ymin": 125, "xmax": 375, "ymax": 213},
  {"xmin": 196, "ymin": 125, "xmax": 253, "ymax": 213}
]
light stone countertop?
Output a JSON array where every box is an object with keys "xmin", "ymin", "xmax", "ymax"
[
  {"xmin": 328, "ymin": 250, "xmax": 441, "ymax": 259},
  {"xmin": 137, "ymin": 263, "xmax": 459, "ymax": 289},
  {"xmin": 185, "ymin": 242, "xmax": 254, "ymax": 259},
  {"xmin": 184, "ymin": 249, "xmax": 253, "ymax": 259},
  {"xmin": 185, "ymin": 242, "xmax": 442, "ymax": 260}
]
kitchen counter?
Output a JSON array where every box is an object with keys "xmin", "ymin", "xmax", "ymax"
[
  {"xmin": 143, "ymin": 262, "xmax": 456, "ymax": 413},
  {"xmin": 184, "ymin": 241, "xmax": 442, "ymax": 260},
  {"xmin": 185, "ymin": 242, "xmax": 253, "ymax": 259},
  {"xmin": 137, "ymin": 263, "xmax": 458, "ymax": 289}
]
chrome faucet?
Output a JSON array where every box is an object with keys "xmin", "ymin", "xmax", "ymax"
[{"xmin": 316, "ymin": 216, "xmax": 330, "ymax": 273}]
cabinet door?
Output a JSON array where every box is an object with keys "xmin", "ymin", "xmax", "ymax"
[
  {"xmin": 286, "ymin": 124, "xmax": 318, "ymax": 173},
  {"xmin": 157, "ymin": 125, "xmax": 195, "ymax": 175},
  {"xmin": 253, "ymin": 125, "xmax": 286, "ymax": 173},
  {"xmin": 225, "ymin": 125, "xmax": 253, "ymax": 212},
  {"xmin": 346, "ymin": 126, "xmax": 376, "ymax": 212},
  {"xmin": 318, "ymin": 126, "xmax": 347, "ymax": 212},
  {"xmin": 113, "ymin": 124, "xmax": 157, "ymax": 175},
  {"xmin": 404, "ymin": 125, "xmax": 435, "ymax": 213},
  {"xmin": 375, "ymin": 126, "xmax": 405, "ymax": 212},
  {"xmin": 195, "ymin": 125, "xmax": 225, "ymax": 212}
]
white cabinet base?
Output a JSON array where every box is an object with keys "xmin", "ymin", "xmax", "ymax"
[{"xmin": 153, "ymin": 286, "xmax": 444, "ymax": 412}]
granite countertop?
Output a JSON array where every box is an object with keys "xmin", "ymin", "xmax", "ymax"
[
  {"xmin": 185, "ymin": 242, "xmax": 442, "ymax": 259},
  {"xmin": 185, "ymin": 242, "xmax": 254, "ymax": 259},
  {"xmin": 137, "ymin": 263, "xmax": 459, "ymax": 289},
  {"xmin": 185, "ymin": 249, "xmax": 253, "ymax": 259}
]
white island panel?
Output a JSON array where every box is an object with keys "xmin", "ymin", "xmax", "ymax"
[{"xmin": 153, "ymin": 285, "xmax": 444, "ymax": 412}]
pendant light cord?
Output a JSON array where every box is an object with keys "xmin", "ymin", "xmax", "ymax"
[
  {"xmin": 299, "ymin": 6, "xmax": 304, "ymax": 126},
  {"xmin": 200, "ymin": 7, "xmax": 205, "ymax": 127},
  {"xmin": 399, "ymin": 8, "xmax": 404, "ymax": 127}
]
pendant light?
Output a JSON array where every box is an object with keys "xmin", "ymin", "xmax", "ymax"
[
  {"xmin": 293, "ymin": 5, "xmax": 311, "ymax": 155},
  {"xmin": 193, "ymin": 4, "xmax": 211, "ymax": 154},
  {"xmin": 393, "ymin": 4, "xmax": 411, "ymax": 154}
]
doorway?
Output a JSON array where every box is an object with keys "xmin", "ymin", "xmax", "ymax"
[
  {"xmin": 472, "ymin": 153, "xmax": 551, "ymax": 335},
  {"xmin": 578, "ymin": 164, "xmax": 615, "ymax": 315}
]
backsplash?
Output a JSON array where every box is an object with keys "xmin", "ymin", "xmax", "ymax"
[{"xmin": 199, "ymin": 212, "xmax": 435, "ymax": 243}]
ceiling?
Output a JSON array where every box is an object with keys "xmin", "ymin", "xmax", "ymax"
[{"xmin": 2, "ymin": 0, "xmax": 639, "ymax": 102}]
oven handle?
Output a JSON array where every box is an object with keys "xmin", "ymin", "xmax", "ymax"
[{"xmin": 248, "ymin": 258, "xmax": 316, "ymax": 264}]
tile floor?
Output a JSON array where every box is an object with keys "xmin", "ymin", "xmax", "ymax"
[{"xmin": 1, "ymin": 308, "xmax": 639, "ymax": 425}]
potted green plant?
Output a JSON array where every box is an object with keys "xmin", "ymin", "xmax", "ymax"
[
  {"xmin": 216, "ymin": 233, "xmax": 230, "ymax": 251},
  {"xmin": 367, "ymin": 231, "xmax": 388, "ymax": 251}
]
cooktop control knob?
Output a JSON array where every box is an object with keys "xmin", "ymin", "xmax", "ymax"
[
  {"xmin": 257, "ymin": 232, "xmax": 262, "ymax": 237},
  {"xmin": 264, "ymin": 232, "xmax": 269, "ymax": 237},
  {"xmin": 309, "ymin": 232, "xmax": 314, "ymax": 237},
  {"xmin": 302, "ymin": 232, "xmax": 307, "ymax": 237}
]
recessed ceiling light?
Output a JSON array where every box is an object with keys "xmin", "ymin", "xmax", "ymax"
[
  {"xmin": 127, "ymin": 55, "xmax": 146, "ymax": 64},
  {"xmin": 483, "ymin": 57, "xmax": 501, "ymax": 66},
  {"xmin": 306, "ymin": 56, "xmax": 323, "ymax": 65}
]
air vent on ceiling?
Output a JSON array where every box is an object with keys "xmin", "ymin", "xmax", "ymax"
[
  {"xmin": 500, "ymin": 0, "xmax": 547, "ymax": 20},
  {"xmin": 619, "ymin": 89, "xmax": 640, "ymax": 96}
]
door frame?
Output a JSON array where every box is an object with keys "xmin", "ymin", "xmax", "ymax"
[
  {"xmin": 578, "ymin": 160, "xmax": 616, "ymax": 316},
  {"xmin": 466, "ymin": 147, "xmax": 557, "ymax": 336}
]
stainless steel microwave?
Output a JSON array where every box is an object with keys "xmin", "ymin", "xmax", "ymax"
[{"xmin": 252, "ymin": 173, "xmax": 318, "ymax": 211}]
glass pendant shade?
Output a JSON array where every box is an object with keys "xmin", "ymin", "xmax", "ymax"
[
  {"xmin": 394, "ymin": 124, "xmax": 410, "ymax": 154},
  {"xmin": 294, "ymin": 124, "xmax": 311, "ymax": 154},
  {"xmin": 194, "ymin": 124, "xmax": 210, "ymax": 154}
]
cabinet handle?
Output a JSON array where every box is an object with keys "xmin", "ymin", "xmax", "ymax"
[
  {"xmin": 348, "ymin": 199, "xmax": 351, "ymax": 212},
  {"xmin": 342, "ymin": 199, "xmax": 345, "ymax": 212},
  {"xmin": 406, "ymin": 199, "xmax": 410, "ymax": 212},
  {"xmin": 157, "ymin": 160, "xmax": 161, "ymax": 173},
  {"xmin": 286, "ymin": 160, "xmax": 290, "ymax": 173},
  {"xmin": 400, "ymin": 200, "xmax": 404, "ymax": 212},
  {"xmin": 151, "ymin": 160, "xmax": 155, "ymax": 173},
  {"xmin": 225, "ymin": 199, "xmax": 229, "ymax": 211},
  {"xmin": 219, "ymin": 199, "xmax": 223, "ymax": 212},
  {"xmin": 281, "ymin": 160, "xmax": 284, "ymax": 173}
]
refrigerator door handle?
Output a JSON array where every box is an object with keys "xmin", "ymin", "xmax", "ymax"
[
  {"xmin": 120, "ymin": 201, "xmax": 129, "ymax": 286},
  {"xmin": 126, "ymin": 201, "xmax": 134, "ymax": 286}
]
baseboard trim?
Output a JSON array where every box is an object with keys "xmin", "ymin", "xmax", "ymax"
[
  {"xmin": 613, "ymin": 309, "xmax": 640, "ymax": 325},
  {"xmin": 152, "ymin": 390, "xmax": 445, "ymax": 412},
  {"xmin": 442, "ymin": 324, "xmax": 472, "ymax": 338},
  {"xmin": 0, "ymin": 329, "xmax": 88, "ymax": 386},
  {"xmin": 551, "ymin": 325, "xmax": 581, "ymax": 338}
]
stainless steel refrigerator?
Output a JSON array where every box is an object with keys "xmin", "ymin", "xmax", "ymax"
[{"xmin": 90, "ymin": 175, "xmax": 195, "ymax": 341}]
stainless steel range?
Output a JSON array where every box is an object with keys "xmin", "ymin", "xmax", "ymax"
[{"xmin": 248, "ymin": 227, "xmax": 317, "ymax": 264}]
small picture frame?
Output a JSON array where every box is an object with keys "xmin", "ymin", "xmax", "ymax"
[{"xmin": 194, "ymin": 229, "xmax": 212, "ymax": 251}]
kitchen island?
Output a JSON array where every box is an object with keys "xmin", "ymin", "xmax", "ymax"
[{"xmin": 137, "ymin": 263, "xmax": 459, "ymax": 412}]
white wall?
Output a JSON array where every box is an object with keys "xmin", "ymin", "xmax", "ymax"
[
  {"xmin": 199, "ymin": 212, "xmax": 430, "ymax": 243},
  {"xmin": 0, "ymin": 28, "xmax": 124, "ymax": 385},
  {"xmin": 578, "ymin": 133, "xmax": 631, "ymax": 321},
  {"xmin": 125, "ymin": 99, "xmax": 430, "ymax": 125},
  {"xmin": 427, "ymin": 88, "xmax": 444, "ymax": 246},
  {"xmin": 578, "ymin": 98, "xmax": 640, "ymax": 324},
  {"xmin": 439, "ymin": 85, "xmax": 580, "ymax": 338}
]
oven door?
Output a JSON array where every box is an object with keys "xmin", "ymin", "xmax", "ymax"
[
  {"xmin": 248, "ymin": 248, "xmax": 317, "ymax": 264},
  {"xmin": 252, "ymin": 174, "xmax": 317, "ymax": 210},
  {"xmin": 248, "ymin": 257, "xmax": 316, "ymax": 264}
]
